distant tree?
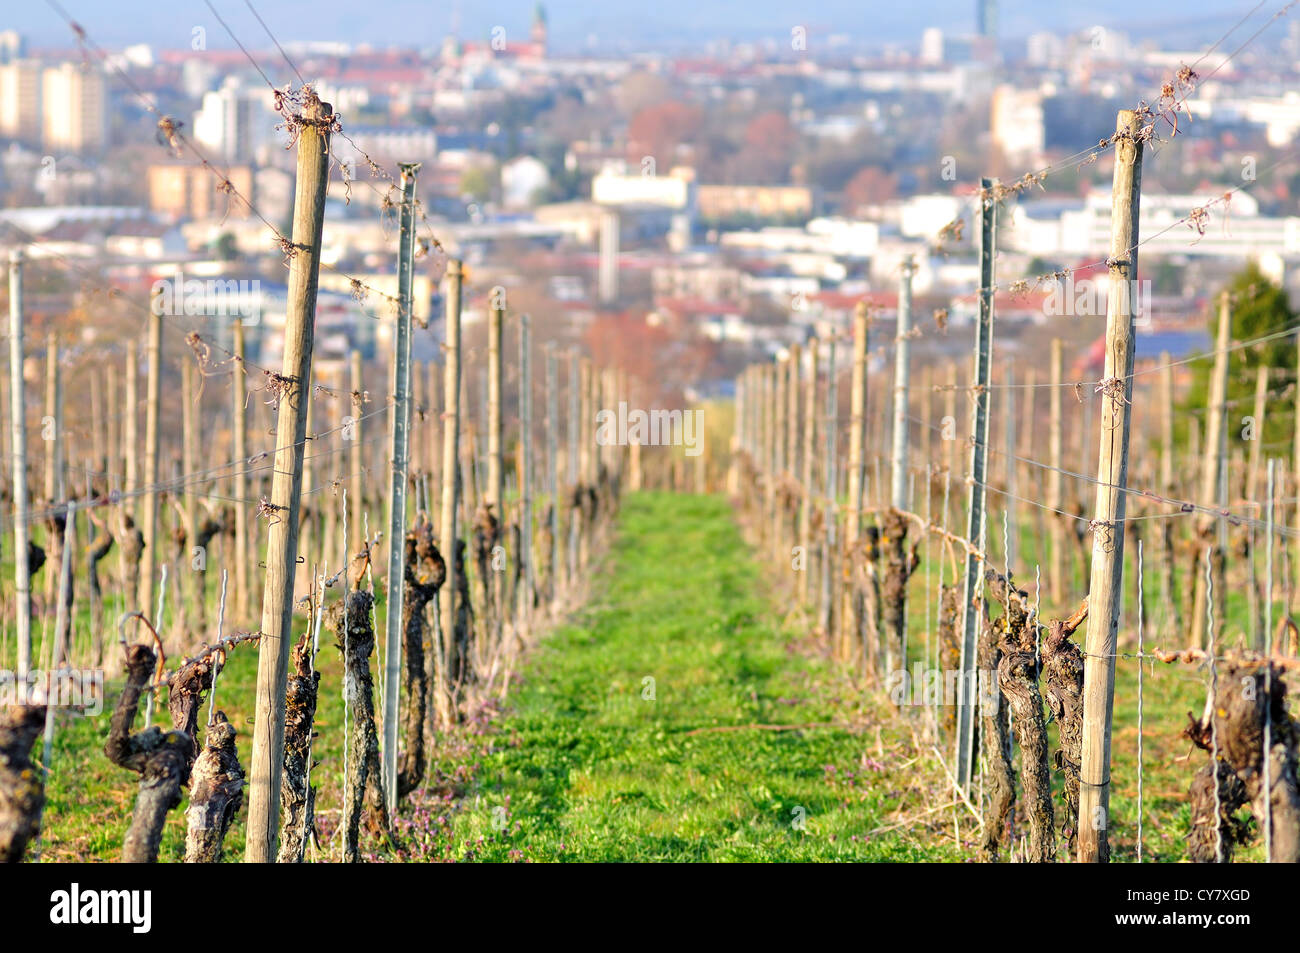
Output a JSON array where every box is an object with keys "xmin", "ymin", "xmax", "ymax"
[
  {"xmin": 583, "ymin": 313, "xmax": 717, "ymax": 408},
  {"xmin": 533, "ymin": 142, "xmax": 585, "ymax": 203},
  {"xmin": 616, "ymin": 72, "xmax": 672, "ymax": 115},
  {"xmin": 735, "ymin": 112, "xmax": 796, "ymax": 184},
  {"xmin": 1186, "ymin": 261, "xmax": 1298, "ymax": 454},
  {"xmin": 842, "ymin": 166, "xmax": 898, "ymax": 215},
  {"xmin": 627, "ymin": 101, "xmax": 704, "ymax": 169},
  {"xmin": 1151, "ymin": 259, "xmax": 1182, "ymax": 297},
  {"xmin": 459, "ymin": 165, "xmax": 496, "ymax": 205},
  {"xmin": 214, "ymin": 232, "xmax": 238, "ymax": 262}
]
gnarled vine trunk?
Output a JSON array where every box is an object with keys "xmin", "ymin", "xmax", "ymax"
[
  {"xmin": 0, "ymin": 703, "xmax": 47, "ymax": 863},
  {"xmin": 184, "ymin": 710, "xmax": 243, "ymax": 863},
  {"xmin": 1185, "ymin": 659, "xmax": 1300, "ymax": 863},
  {"xmin": 104, "ymin": 643, "xmax": 192, "ymax": 863},
  {"xmin": 987, "ymin": 570, "xmax": 1054, "ymax": 862},
  {"xmin": 277, "ymin": 634, "xmax": 320, "ymax": 863},
  {"xmin": 1041, "ymin": 601, "xmax": 1087, "ymax": 850},
  {"xmin": 938, "ymin": 584, "xmax": 959, "ymax": 736},
  {"xmin": 880, "ymin": 510, "xmax": 919, "ymax": 676},
  {"xmin": 398, "ymin": 517, "xmax": 445, "ymax": 798},
  {"xmin": 977, "ymin": 604, "xmax": 1015, "ymax": 862},
  {"xmin": 330, "ymin": 589, "xmax": 394, "ymax": 862}
]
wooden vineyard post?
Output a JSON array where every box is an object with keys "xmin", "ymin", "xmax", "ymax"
[
  {"xmin": 436, "ymin": 260, "xmax": 463, "ymax": 728},
  {"xmin": 736, "ymin": 368, "xmax": 747, "ymax": 490},
  {"xmin": 104, "ymin": 366, "xmax": 117, "ymax": 486},
  {"xmin": 182, "ymin": 359, "xmax": 200, "ymax": 630},
  {"xmin": 1246, "ymin": 364, "xmax": 1268, "ymax": 504},
  {"xmin": 1159, "ymin": 352, "xmax": 1175, "ymax": 496},
  {"xmin": 844, "ymin": 305, "xmax": 868, "ymax": 666},
  {"xmin": 381, "ymin": 162, "xmax": 420, "ymax": 813},
  {"xmin": 244, "ymin": 92, "xmax": 332, "ymax": 863},
  {"xmin": 944, "ymin": 362, "xmax": 958, "ymax": 486},
  {"xmin": 350, "ymin": 350, "xmax": 364, "ymax": 560},
  {"xmin": 1190, "ymin": 292, "xmax": 1231, "ymax": 650},
  {"xmin": 1078, "ymin": 109, "xmax": 1144, "ymax": 864},
  {"xmin": 772, "ymin": 353, "xmax": 787, "ymax": 563},
  {"xmin": 888, "ymin": 260, "xmax": 915, "ymax": 672},
  {"xmin": 1048, "ymin": 338, "xmax": 1065, "ymax": 603},
  {"xmin": 518, "ymin": 313, "xmax": 534, "ymax": 630},
  {"xmin": 90, "ymin": 370, "xmax": 104, "ymax": 479},
  {"xmin": 756, "ymin": 363, "xmax": 770, "ymax": 552},
  {"xmin": 578, "ymin": 358, "xmax": 592, "ymax": 570},
  {"xmin": 232, "ymin": 321, "xmax": 249, "ymax": 619},
  {"xmin": 124, "ymin": 341, "xmax": 138, "ymax": 518},
  {"xmin": 1265, "ymin": 458, "xmax": 1276, "ymax": 655},
  {"xmin": 801, "ymin": 338, "xmax": 818, "ymax": 608},
  {"xmin": 9, "ymin": 250, "xmax": 32, "ymax": 678},
  {"xmin": 819, "ymin": 336, "xmax": 838, "ymax": 641},
  {"xmin": 42, "ymin": 333, "xmax": 62, "ymax": 608},
  {"xmin": 1294, "ymin": 337, "xmax": 1300, "ymax": 614},
  {"xmin": 786, "ymin": 341, "xmax": 801, "ymax": 500},
  {"xmin": 0, "ymin": 324, "xmax": 7, "ymax": 498},
  {"xmin": 300, "ymin": 378, "xmax": 316, "ymax": 591},
  {"xmin": 488, "ymin": 290, "xmax": 504, "ymax": 644},
  {"xmin": 891, "ymin": 259, "xmax": 914, "ymax": 510},
  {"xmin": 567, "ymin": 350, "xmax": 579, "ymax": 588},
  {"xmin": 956, "ymin": 178, "xmax": 997, "ymax": 792},
  {"xmin": 43, "ymin": 332, "xmax": 60, "ymax": 505},
  {"xmin": 431, "ymin": 361, "xmax": 447, "ymax": 499},
  {"xmin": 786, "ymin": 344, "xmax": 800, "ymax": 467},
  {"xmin": 545, "ymin": 345, "xmax": 559, "ymax": 610},
  {"xmin": 1003, "ymin": 370, "xmax": 1017, "ymax": 572},
  {"xmin": 1158, "ymin": 350, "xmax": 1180, "ymax": 636},
  {"xmin": 139, "ymin": 302, "xmax": 162, "ymax": 615}
]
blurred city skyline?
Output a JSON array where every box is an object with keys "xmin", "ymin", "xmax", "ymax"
[{"xmin": 8, "ymin": 1, "xmax": 1266, "ymax": 54}]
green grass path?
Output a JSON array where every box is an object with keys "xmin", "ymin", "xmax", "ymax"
[{"xmin": 446, "ymin": 491, "xmax": 956, "ymax": 861}]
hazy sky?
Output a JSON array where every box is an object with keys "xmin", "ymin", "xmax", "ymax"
[{"xmin": 13, "ymin": 1, "xmax": 1264, "ymax": 53}]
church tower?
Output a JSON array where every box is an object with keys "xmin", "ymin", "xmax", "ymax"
[{"xmin": 531, "ymin": 3, "xmax": 548, "ymax": 57}]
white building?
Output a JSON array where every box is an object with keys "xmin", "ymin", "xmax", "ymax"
[
  {"xmin": 1026, "ymin": 32, "xmax": 1064, "ymax": 67},
  {"xmin": 500, "ymin": 155, "xmax": 550, "ymax": 208},
  {"xmin": 331, "ymin": 127, "xmax": 437, "ymax": 166},
  {"xmin": 0, "ymin": 60, "xmax": 42, "ymax": 144},
  {"xmin": 920, "ymin": 28, "xmax": 945, "ymax": 65},
  {"xmin": 1007, "ymin": 189, "xmax": 1300, "ymax": 260},
  {"xmin": 899, "ymin": 194, "xmax": 965, "ymax": 239},
  {"xmin": 0, "ymin": 30, "xmax": 25, "ymax": 63},
  {"xmin": 42, "ymin": 63, "xmax": 107, "ymax": 153},
  {"xmin": 1081, "ymin": 26, "xmax": 1130, "ymax": 62},
  {"xmin": 1187, "ymin": 93, "xmax": 1300, "ymax": 148},
  {"xmin": 990, "ymin": 85, "xmax": 1044, "ymax": 166},
  {"xmin": 193, "ymin": 78, "xmax": 280, "ymax": 163},
  {"xmin": 592, "ymin": 165, "xmax": 695, "ymax": 210}
]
